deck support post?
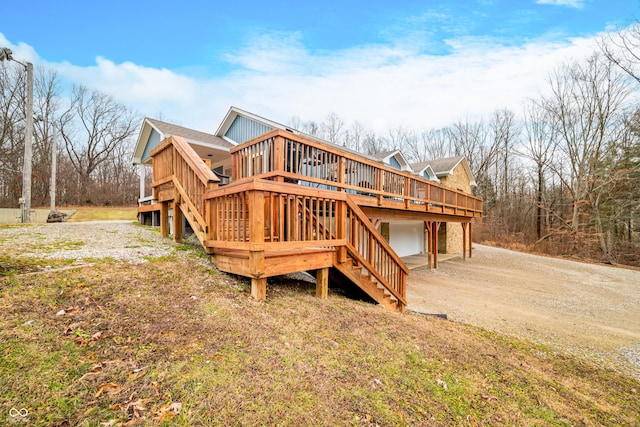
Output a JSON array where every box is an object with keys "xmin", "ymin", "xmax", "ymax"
[
  {"xmin": 461, "ymin": 222, "xmax": 468, "ymax": 260},
  {"xmin": 249, "ymin": 190, "xmax": 266, "ymax": 300},
  {"xmin": 469, "ymin": 222, "xmax": 473, "ymax": 258},
  {"xmin": 173, "ymin": 204, "xmax": 183, "ymax": 243},
  {"xmin": 316, "ymin": 267, "xmax": 329, "ymax": 298},
  {"xmin": 160, "ymin": 201, "xmax": 169, "ymax": 238},
  {"xmin": 426, "ymin": 221, "xmax": 433, "ymax": 269},
  {"xmin": 251, "ymin": 277, "xmax": 267, "ymax": 301},
  {"xmin": 432, "ymin": 221, "xmax": 440, "ymax": 269}
]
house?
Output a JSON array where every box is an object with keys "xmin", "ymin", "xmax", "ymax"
[
  {"xmin": 411, "ymin": 156, "xmax": 477, "ymax": 254},
  {"xmin": 132, "ymin": 107, "xmax": 482, "ymax": 311}
]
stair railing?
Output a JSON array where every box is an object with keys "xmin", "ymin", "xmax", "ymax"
[{"xmin": 344, "ymin": 195, "xmax": 408, "ymax": 308}]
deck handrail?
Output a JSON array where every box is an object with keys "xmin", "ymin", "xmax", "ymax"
[
  {"xmin": 344, "ymin": 196, "xmax": 408, "ymax": 306},
  {"xmin": 203, "ymin": 178, "xmax": 406, "ymax": 308},
  {"xmin": 230, "ymin": 129, "xmax": 483, "ymax": 217},
  {"xmin": 204, "ymin": 178, "xmax": 347, "ymax": 251},
  {"xmin": 150, "ymin": 136, "xmax": 220, "ymax": 240}
]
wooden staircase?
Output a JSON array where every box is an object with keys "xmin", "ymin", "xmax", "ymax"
[
  {"xmin": 149, "ymin": 135, "xmax": 408, "ymax": 312},
  {"xmin": 332, "ymin": 256, "xmax": 402, "ymax": 311}
]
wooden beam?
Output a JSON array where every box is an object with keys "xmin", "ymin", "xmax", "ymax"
[
  {"xmin": 316, "ymin": 267, "xmax": 329, "ymax": 299},
  {"xmin": 251, "ymin": 277, "xmax": 267, "ymax": 301},
  {"xmin": 360, "ymin": 206, "xmax": 471, "ymax": 223},
  {"xmin": 160, "ymin": 202, "xmax": 169, "ymax": 238}
]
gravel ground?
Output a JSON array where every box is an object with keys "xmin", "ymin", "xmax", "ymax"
[
  {"xmin": 4, "ymin": 220, "xmax": 179, "ymax": 264},
  {"xmin": 407, "ymin": 244, "xmax": 640, "ymax": 377},
  {"xmin": 4, "ymin": 222, "xmax": 639, "ymax": 377}
]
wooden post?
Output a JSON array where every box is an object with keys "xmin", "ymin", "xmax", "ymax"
[
  {"xmin": 432, "ymin": 221, "xmax": 439, "ymax": 269},
  {"xmin": 461, "ymin": 222, "xmax": 467, "ymax": 260},
  {"xmin": 273, "ymin": 135, "xmax": 285, "ymax": 182},
  {"xmin": 338, "ymin": 157, "xmax": 346, "ymax": 192},
  {"xmin": 160, "ymin": 201, "xmax": 169, "ymax": 237},
  {"xmin": 251, "ymin": 277, "xmax": 267, "ymax": 301},
  {"xmin": 404, "ymin": 176, "xmax": 410, "ymax": 209},
  {"xmin": 249, "ymin": 190, "xmax": 266, "ymax": 300},
  {"xmin": 336, "ymin": 200, "xmax": 347, "ymax": 264},
  {"xmin": 469, "ymin": 221, "xmax": 473, "ymax": 258},
  {"xmin": 427, "ymin": 221, "xmax": 433, "ymax": 269},
  {"xmin": 173, "ymin": 204, "xmax": 183, "ymax": 243},
  {"xmin": 316, "ymin": 267, "xmax": 329, "ymax": 298},
  {"xmin": 377, "ymin": 171, "xmax": 384, "ymax": 206}
]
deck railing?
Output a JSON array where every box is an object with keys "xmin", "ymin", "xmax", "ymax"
[
  {"xmin": 150, "ymin": 136, "xmax": 220, "ymax": 240},
  {"xmin": 204, "ymin": 179, "xmax": 346, "ymax": 251},
  {"xmin": 203, "ymin": 178, "xmax": 406, "ymax": 309},
  {"xmin": 230, "ymin": 130, "xmax": 482, "ymax": 217},
  {"xmin": 345, "ymin": 197, "xmax": 408, "ymax": 307}
]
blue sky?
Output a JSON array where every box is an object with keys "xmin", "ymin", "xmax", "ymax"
[{"xmin": 1, "ymin": 0, "xmax": 639, "ymax": 133}]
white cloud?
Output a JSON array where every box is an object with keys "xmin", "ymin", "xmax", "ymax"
[
  {"xmin": 536, "ymin": 0, "xmax": 585, "ymax": 9},
  {"xmin": 1, "ymin": 31, "xmax": 601, "ymax": 134}
]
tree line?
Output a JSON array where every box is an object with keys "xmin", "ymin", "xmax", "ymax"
[
  {"xmin": 0, "ymin": 26, "xmax": 638, "ymax": 263},
  {"xmin": 0, "ymin": 67, "xmax": 139, "ymax": 208},
  {"xmin": 289, "ymin": 31, "xmax": 640, "ymax": 263}
]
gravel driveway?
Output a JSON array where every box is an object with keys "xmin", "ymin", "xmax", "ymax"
[
  {"xmin": 407, "ymin": 244, "xmax": 640, "ymax": 376},
  {"xmin": 4, "ymin": 222, "xmax": 639, "ymax": 376}
]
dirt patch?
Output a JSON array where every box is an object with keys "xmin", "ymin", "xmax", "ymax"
[{"xmin": 407, "ymin": 244, "xmax": 640, "ymax": 376}]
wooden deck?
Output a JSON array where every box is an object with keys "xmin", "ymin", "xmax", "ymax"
[{"xmin": 141, "ymin": 130, "xmax": 483, "ymax": 311}]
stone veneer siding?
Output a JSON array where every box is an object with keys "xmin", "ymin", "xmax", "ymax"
[{"xmin": 438, "ymin": 163, "xmax": 472, "ymax": 254}]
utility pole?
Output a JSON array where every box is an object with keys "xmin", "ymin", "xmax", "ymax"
[
  {"xmin": 50, "ymin": 124, "xmax": 57, "ymax": 212},
  {"xmin": 0, "ymin": 48, "xmax": 34, "ymax": 223},
  {"xmin": 23, "ymin": 61, "xmax": 33, "ymax": 223}
]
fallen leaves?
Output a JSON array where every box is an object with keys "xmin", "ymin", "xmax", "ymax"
[
  {"xmin": 55, "ymin": 305, "xmax": 79, "ymax": 316},
  {"xmin": 155, "ymin": 402, "xmax": 183, "ymax": 422},
  {"xmin": 128, "ymin": 367, "xmax": 147, "ymax": 381},
  {"xmin": 95, "ymin": 382, "xmax": 122, "ymax": 398}
]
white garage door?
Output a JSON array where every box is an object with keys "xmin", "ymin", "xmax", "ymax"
[{"xmin": 388, "ymin": 221, "xmax": 423, "ymax": 257}]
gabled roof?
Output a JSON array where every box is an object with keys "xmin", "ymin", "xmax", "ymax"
[
  {"xmin": 417, "ymin": 155, "xmax": 476, "ymax": 187},
  {"xmin": 133, "ymin": 117, "xmax": 233, "ymax": 165},
  {"xmin": 216, "ymin": 106, "xmax": 295, "ymax": 143},
  {"xmin": 409, "ymin": 162, "xmax": 439, "ymax": 182},
  {"xmin": 147, "ymin": 118, "xmax": 234, "ymax": 149},
  {"xmin": 370, "ymin": 149, "xmax": 413, "ymax": 172}
]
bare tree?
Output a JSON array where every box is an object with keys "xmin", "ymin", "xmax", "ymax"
[
  {"xmin": 32, "ymin": 69, "xmax": 61, "ymax": 206},
  {"xmin": 490, "ymin": 109, "xmax": 518, "ymax": 199},
  {"xmin": 600, "ymin": 21, "xmax": 640, "ymax": 84},
  {"xmin": 0, "ymin": 63, "xmax": 25, "ymax": 206},
  {"xmin": 59, "ymin": 86, "xmax": 138, "ymax": 203},
  {"xmin": 349, "ymin": 120, "xmax": 365, "ymax": 153},
  {"xmin": 412, "ymin": 128, "xmax": 454, "ymax": 162},
  {"xmin": 540, "ymin": 53, "xmax": 631, "ymax": 254},
  {"xmin": 521, "ymin": 100, "xmax": 557, "ymax": 240},
  {"xmin": 448, "ymin": 118, "xmax": 498, "ymax": 201},
  {"xmin": 321, "ymin": 112, "xmax": 345, "ymax": 145}
]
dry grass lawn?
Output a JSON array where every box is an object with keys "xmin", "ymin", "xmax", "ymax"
[
  {"xmin": 1, "ymin": 227, "xmax": 639, "ymax": 425},
  {"xmin": 65, "ymin": 206, "xmax": 138, "ymax": 222}
]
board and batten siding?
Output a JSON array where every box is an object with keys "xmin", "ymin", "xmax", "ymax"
[
  {"xmin": 141, "ymin": 129, "xmax": 162, "ymax": 163},
  {"xmin": 225, "ymin": 116, "xmax": 274, "ymax": 144}
]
